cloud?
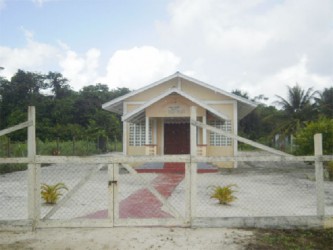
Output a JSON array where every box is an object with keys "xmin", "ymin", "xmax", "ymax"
[
  {"xmin": 0, "ymin": 30, "xmax": 59, "ymax": 79},
  {"xmin": 0, "ymin": 30, "xmax": 101, "ymax": 90},
  {"xmin": 0, "ymin": 29, "xmax": 181, "ymax": 91},
  {"xmin": 2, "ymin": 0, "xmax": 332, "ymax": 102},
  {"xmin": 99, "ymin": 46, "xmax": 181, "ymax": 89},
  {"xmin": 157, "ymin": 0, "xmax": 333, "ymax": 103},
  {"xmin": 59, "ymin": 46, "xmax": 101, "ymax": 90},
  {"xmin": 243, "ymin": 55, "xmax": 332, "ymax": 103}
]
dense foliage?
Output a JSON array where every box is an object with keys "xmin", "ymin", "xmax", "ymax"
[
  {"xmin": 233, "ymin": 86, "xmax": 332, "ymax": 154},
  {"xmin": 0, "ymin": 70, "xmax": 130, "ymax": 143},
  {"xmin": 294, "ymin": 117, "xmax": 333, "ymax": 155}
]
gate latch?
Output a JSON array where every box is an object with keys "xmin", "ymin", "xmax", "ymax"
[{"xmin": 108, "ymin": 180, "xmax": 117, "ymax": 186}]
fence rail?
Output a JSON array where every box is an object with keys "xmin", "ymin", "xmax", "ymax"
[{"xmin": 1, "ymin": 154, "xmax": 332, "ymax": 165}]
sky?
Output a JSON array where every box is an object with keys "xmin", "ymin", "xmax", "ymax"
[{"xmin": 0, "ymin": 0, "xmax": 332, "ymax": 105}]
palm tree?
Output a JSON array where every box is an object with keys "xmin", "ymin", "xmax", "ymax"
[
  {"xmin": 315, "ymin": 87, "xmax": 333, "ymax": 119},
  {"xmin": 274, "ymin": 84, "xmax": 318, "ymax": 145}
]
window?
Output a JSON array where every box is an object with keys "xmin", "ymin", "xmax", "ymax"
[
  {"xmin": 129, "ymin": 121, "xmax": 152, "ymax": 146},
  {"xmin": 209, "ymin": 120, "xmax": 232, "ymax": 146}
]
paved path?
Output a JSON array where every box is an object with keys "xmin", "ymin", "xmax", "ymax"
[
  {"xmin": 120, "ymin": 173, "xmax": 184, "ymax": 218},
  {"xmin": 85, "ymin": 171, "xmax": 184, "ymax": 219}
]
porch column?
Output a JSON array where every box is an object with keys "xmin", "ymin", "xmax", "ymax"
[
  {"xmin": 233, "ymin": 101, "xmax": 238, "ymax": 168},
  {"xmin": 190, "ymin": 106, "xmax": 197, "ymax": 155},
  {"xmin": 153, "ymin": 119, "xmax": 157, "ymax": 144},
  {"xmin": 202, "ymin": 114, "xmax": 207, "ymax": 144},
  {"xmin": 145, "ymin": 116, "xmax": 149, "ymax": 145},
  {"xmin": 123, "ymin": 122, "xmax": 127, "ymax": 155},
  {"xmin": 123, "ymin": 102, "xmax": 127, "ymax": 155}
]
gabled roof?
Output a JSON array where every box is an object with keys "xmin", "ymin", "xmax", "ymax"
[
  {"xmin": 102, "ymin": 72, "xmax": 257, "ymax": 120},
  {"xmin": 122, "ymin": 87, "xmax": 230, "ymax": 123}
]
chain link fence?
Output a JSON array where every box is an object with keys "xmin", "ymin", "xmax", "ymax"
[
  {"xmin": 0, "ymin": 168, "xmax": 28, "ymax": 220},
  {"xmin": 40, "ymin": 164, "xmax": 108, "ymax": 220},
  {"xmin": 1, "ymin": 155, "xmax": 332, "ymax": 225},
  {"xmin": 117, "ymin": 164, "xmax": 186, "ymax": 220},
  {"xmin": 196, "ymin": 152, "xmax": 333, "ymax": 218}
]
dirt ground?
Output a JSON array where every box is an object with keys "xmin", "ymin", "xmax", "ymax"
[{"xmin": 0, "ymin": 227, "xmax": 253, "ymax": 250}]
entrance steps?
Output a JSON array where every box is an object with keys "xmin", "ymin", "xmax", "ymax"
[{"xmin": 136, "ymin": 162, "xmax": 218, "ymax": 173}]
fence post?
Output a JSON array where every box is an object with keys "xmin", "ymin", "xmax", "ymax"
[
  {"xmin": 108, "ymin": 164, "xmax": 114, "ymax": 225},
  {"xmin": 184, "ymin": 163, "xmax": 191, "ymax": 225},
  {"xmin": 190, "ymin": 106, "xmax": 197, "ymax": 220},
  {"xmin": 110, "ymin": 163, "xmax": 119, "ymax": 226},
  {"xmin": 27, "ymin": 106, "xmax": 40, "ymax": 224},
  {"xmin": 314, "ymin": 133, "xmax": 325, "ymax": 216}
]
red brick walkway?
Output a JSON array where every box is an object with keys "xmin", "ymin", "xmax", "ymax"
[
  {"xmin": 119, "ymin": 173, "xmax": 184, "ymax": 218},
  {"xmin": 84, "ymin": 167, "xmax": 184, "ymax": 219}
]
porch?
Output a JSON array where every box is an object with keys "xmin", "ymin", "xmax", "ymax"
[
  {"xmin": 126, "ymin": 115, "xmax": 231, "ymax": 158},
  {"xmin": 140, "ymin": 117, "xmax": 209, "ymax": 157}
]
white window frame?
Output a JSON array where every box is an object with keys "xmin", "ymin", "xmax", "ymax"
[
  {"xmin": 129, "ymin": 121, "xmax": 152, "ymax": 146},
  {"xmin": 209, "ymin": 119, "xmax": 232, "ymax": 146}
]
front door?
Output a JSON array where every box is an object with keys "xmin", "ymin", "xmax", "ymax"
[{"xmin": 164, "ymin": 123, "xmax": 190, "ymax": 154}]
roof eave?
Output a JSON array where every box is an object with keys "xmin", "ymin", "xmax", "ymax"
[
  {"xmin": 101, "ymin": 72, "xmax": 180, "ymax": 112},
  {"xmin": 177, "ymin": 72, "xmax": 258, "ymax": 109},
  {"xmin": 122, "ymin": 88, "xmax": 230, "ymax": 123},
  {"xmin": 102, "ymin": 71, "xmax": 258, "ymax": 117}
]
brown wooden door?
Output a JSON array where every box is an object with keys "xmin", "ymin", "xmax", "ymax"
[{"xmin": 164, "ymin": 123, "xmax": 190, "ymax": 154}]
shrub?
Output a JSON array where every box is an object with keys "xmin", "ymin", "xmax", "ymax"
[
  {"xmin": 0, "ymin": 164, "xmax": 27, "ymax": 174},
  {"xmin": 294, "ymin": 117, "xmax": 333, "ymax": 155},
  {"xmin": 41, "ymin": 182, "xmax": 68, "ymax": 204},
  {"xmin": 210, "ymin": 184, "xmax": 238, "ymax": 205}
]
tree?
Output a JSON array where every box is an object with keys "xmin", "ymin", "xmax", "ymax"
[
  {"xmin": 46, "ymin": 72, "xmax": 73, "ymax": 99},
  {"xmin": 232, "ymin": 90, "xmax": 277, "ymax": 145},
  {"xmin": 239, "ymin": 104, "xmax": 280, "ymax": 144},
  {"xmin": 0, "ymin": 70, "xmax": 46, "ymax": 104},
  {"xmin": 0, "ymin": 70, "xmax": 48, "ymax": 138},
  {"xmin": 232, "ymin": 89, "xmax": 249, "ymax": 99},
  {"xmin": 315, "ymin": 87, "xmax": 333, "ymax": 119},
  {"xmin": 0, "ymin": 77, "xmax": 10, "ymax": 129},
  {"xmin": 0, "ymin": 69, "xmax": 130, "ymax": 144},
  {"xmin": 274, "ymin": 84, "xmax": 318, "ymax": 138}
]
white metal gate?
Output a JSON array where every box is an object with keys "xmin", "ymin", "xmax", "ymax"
[
  {"xmin": 112, "ymin": 163, "xmax": 190, "ymax": 226},
  {"xmin": 35, "ymin": 162, "xmax": 191, "ymax": 228}
]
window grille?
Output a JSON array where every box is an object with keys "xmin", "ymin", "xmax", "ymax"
[
  {"xmin": 209, "ymin": 120, "xmax": 232, "ymax": 146},
  {"xmin": 129, "ymin": 121, "xmax": 152, "ymax": 146}
]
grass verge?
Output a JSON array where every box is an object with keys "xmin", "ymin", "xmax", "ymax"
[
  {"xmin": 0, "ymin": 164, "xmax": 27, "ymax": 174},
  {"xmin": 245, "ymin": 228, "xmax": 333, "ymax": 250}
]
